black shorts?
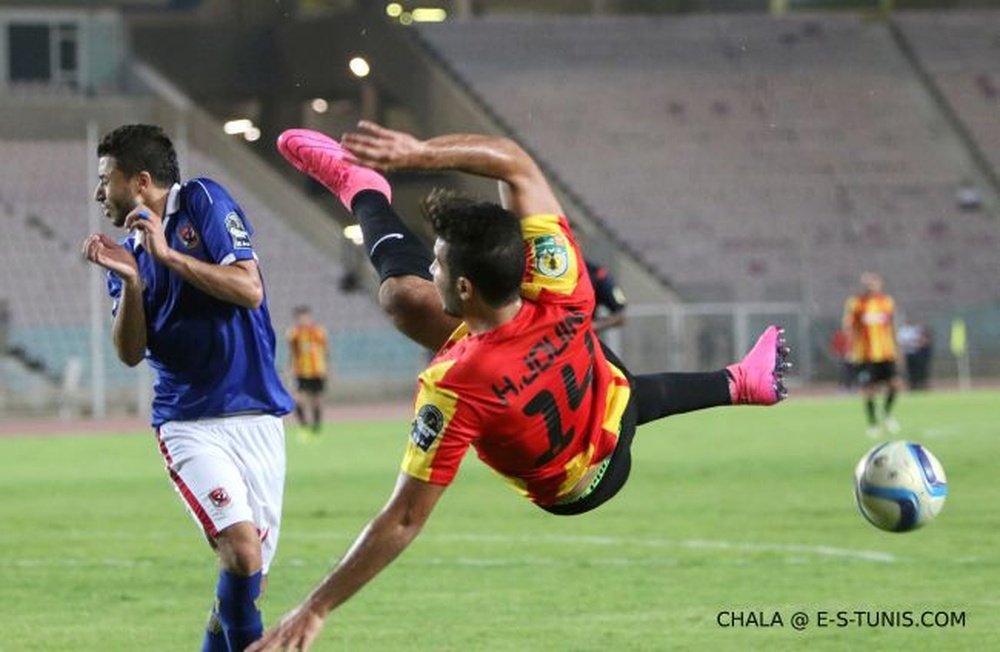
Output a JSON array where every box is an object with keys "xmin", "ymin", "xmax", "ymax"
[
  {"xmin": 858, "ymin": 361, "xmax": 897, "ymax": 386},
  {"xmin": 296, "ymin": 377, "xmax": 326, "ymax": 394},
  {"xmin": 541, "ymin": 344, "xmax": 637, "ymax": 517}
]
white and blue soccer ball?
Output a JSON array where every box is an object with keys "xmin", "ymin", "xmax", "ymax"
[{"xmin": 854, "ymin": 440, "xmax": 948, "ymax": 532}]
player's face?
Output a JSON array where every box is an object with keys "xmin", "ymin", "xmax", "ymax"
[
  {"xmin": 431, "ymin": 238, "xmax": 462, "ymax": 317},
  {"xmin": 861, "ymin": 272, "xmax": 883, "ymax": 294},
  {"xmin": 94, "ymin": 156, "xmax": 139, "ymax": 228}
]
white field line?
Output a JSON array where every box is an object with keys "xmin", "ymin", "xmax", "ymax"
[
  {"xmin": 423, "ymin": 533, "xmax": 897, "ymax": 563},
  {"xmin": 7, "ymin": 533, "xmax": 897, "ymax": 567},
  {"xmin": 919, "ymin": 426, "xmax": 962, "ymax": 438},
  {"xmin": 3, "ymin": 558, "xmax": 154, "ymax": 568}
]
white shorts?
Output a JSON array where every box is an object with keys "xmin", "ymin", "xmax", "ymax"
[{"xmin": 155, "ymin": 414, "xmax": 286, "ymax": 574}]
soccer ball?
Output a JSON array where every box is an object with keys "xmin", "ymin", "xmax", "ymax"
[{"xmin": 853, "ymin": 440, "xmax": 948, "ymax": 532}]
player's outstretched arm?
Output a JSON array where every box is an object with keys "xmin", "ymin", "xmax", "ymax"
[
  {"xmin": 248, "ymin": 473, "xmax": 446, "ymax": 652},
  {"xmin": 342, "ymin": 120, "xmax": 563, "ymax": 218}
]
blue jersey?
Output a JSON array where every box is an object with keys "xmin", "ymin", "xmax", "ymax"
[{"xmin": 107, "ymin": 178, "xmax": 294, "ymax": 426}]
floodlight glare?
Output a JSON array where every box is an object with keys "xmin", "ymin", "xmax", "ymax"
[
  {"xmin": 411, "ymin": 8, "xmax": 447, "ymax": 22},
  {"xmin": 349, "ymin": 56, "xmax": 371, "ymax": 78},
  {"xmin": 343, "ymin": 224, "xmax": 364, "ymax": 245},
  {"xmin": 223, "ymin": 119, "xmax": 254, "ymax": 135}
]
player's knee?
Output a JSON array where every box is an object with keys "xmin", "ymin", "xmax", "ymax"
[
  {"xmin": 219, "ymin": 541, "xmax": 262, "ymax": 576},
  {"xmin": 214, "ymin": 523, "xmax": 263, "ymax": 576}
]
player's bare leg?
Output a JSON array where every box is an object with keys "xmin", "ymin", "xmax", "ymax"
[
  {"xmin": 293, "ymin": 390, "xmax": 308, "ymax": 428},
  {"xmin": 378, "ymin": 276, "xmax": 459, "ymax": 351},
  {"xmin": 277, "ymin": 129, "xmax": 457, "ymax": 351},
  {"xmin": 883, "ymin": 375, "xmax": 903, "ymax": 434},
  {"xmin": 862, "ymin": 381, "xmax": 883, "ymax": 438},
  {"xmin": 305, "ymin": 392, "xmax": 322, "ymax": 433},
  {"xmin": 216, "ymin": 521, "xmax": 263, "ymax": 575}
]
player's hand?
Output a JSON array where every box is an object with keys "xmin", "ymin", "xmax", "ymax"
[
  {"xmin": 124, "ymin": 203, "xmax": 173, "ymax": 265},
  {"xmin": 341, "ymin": 120, "xmax": 423, "ymax": 172},
  {"xmin": 81, "ymin": 232, "xmax": 140, "ymax": 284},
  {"xmin": 247, "ymin": 603, "xmax": 327, "ymax": 652}
]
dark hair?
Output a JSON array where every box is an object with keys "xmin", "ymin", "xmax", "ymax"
[
  {"xmin": 293, "ymin": 305, "xmax": 311, "ymax": 316},
  {"xmin": 423, "ymin": 188, "xmax": 524, "ymax": 308},
  {"xmin": 97, "ymin": 124, "xmax": 180, "ymax": 187}
]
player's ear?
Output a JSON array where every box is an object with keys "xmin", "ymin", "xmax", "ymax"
[
  {"xmin": 456, "ymin": 276, "xmax": 474, "ymax": 302},
  {"xmin": 134, "ymin": 170, "xmax": 154, "ymax": 193}
]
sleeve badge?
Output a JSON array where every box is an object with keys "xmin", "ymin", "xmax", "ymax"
[
  {"xmin": 411, "ymin": 404, "xmax": 445, "ymax": 452},
  {"xmin": 224, "ymin": 212, "xmax": 252, "ymax": 249},
  {"xmin": 532, "ymin": 234, "xmax": 569, "ymax": 278}
]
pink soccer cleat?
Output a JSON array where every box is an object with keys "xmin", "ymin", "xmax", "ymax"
[
  {"xmin": 276, "ymin": 128, "xmax": 391, "ymax": 209},
  {"xmin": 726, "ymin": 325, "xmax": 791, "ymax": 405}
]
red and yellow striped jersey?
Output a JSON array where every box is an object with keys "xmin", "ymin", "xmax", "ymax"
[
  {"xmin": 286, "ymin": 324, "xmax": 328, "ymax": 379},
  {"xmin": 401, "ymin": 214, "xmax": 632, "ymax": 506},
  {"xmin": 843, "ymin": 292, "xmax": 897, "ymax": 363}
]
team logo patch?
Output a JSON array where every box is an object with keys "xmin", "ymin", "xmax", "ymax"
[
  {"xmin": 410, "ymin": 404, "xmax": 445, "ymax": 452},
  {"xmin": 224, "ymin": 212, "xmax": 252, "ymax": 249},
  {"xmin": 532, "ymin": 234, "xmax": 570, "ymax": 278},
  {"xmin": 208, "ymin": 486, "xmax": 231, "ymax": 508},
  {"xmin": 178, "ymin": 221, "xmax": 200, "ymax": 249}
]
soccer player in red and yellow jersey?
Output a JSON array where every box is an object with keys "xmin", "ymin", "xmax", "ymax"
[
  {"xmin": 250, "ymin": 123, "xmax": 791, "ymax": 651},
  {"xmin": 843, "ymin": 272, "xmax": 903, "ymax": 438},
  {"xmin": 286, "ymin": 305, "xmax": 329, "ymax": 433}
]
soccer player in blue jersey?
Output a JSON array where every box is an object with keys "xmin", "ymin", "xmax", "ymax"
[{"xmin": 81, "ymin": 124, "xmax": 295, "ymax": 651}]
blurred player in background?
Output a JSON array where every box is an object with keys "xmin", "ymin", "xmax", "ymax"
[
  {"xmin": 286, "ymin": 305, "xmax": 329, "ymax": 435},
  {"xmin": 251, "ymin": 122, "xmax": 791, "ymax": 650},
  {"xmin": 81, "ymin": 124, "xmax": 294, "ymax": 652},
  {"xmin": 585, "ymin": 259, "xmax": 627, "ymax": 334},
  {"xmin": 843, "ymin": 272, "xmax": 902, "ymax": 438}
]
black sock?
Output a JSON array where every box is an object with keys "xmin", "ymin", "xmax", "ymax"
[
  {"xmin": 865, "ymin": 398, "xmax": 877, "ymax": 425},
  {"xmin": 884, "ymin": 388, "xmax": 897, "ymax": 416},
  {"xmin": 351, "ymin": 190, "xmax": 433, "ymax": 282},
  {"xmin": 633, "ymin": 370, "xmax": 731, "ymax": 425},
  {"xmin": 312, "ymin": 405, "xmax": 322, "ymax": 432},
  {"xmin": 294, "ymin": 404, "xmax": 306, "ymax": 426}
]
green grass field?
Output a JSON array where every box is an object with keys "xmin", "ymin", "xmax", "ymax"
[{"xmin": 1, "ymin": 389, "xmax": 997, "ymax": 651}]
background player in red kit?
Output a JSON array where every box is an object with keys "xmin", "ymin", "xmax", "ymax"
[{"xmin": 249, "ymin": 122, "xmax": 790, "ymax": 651}]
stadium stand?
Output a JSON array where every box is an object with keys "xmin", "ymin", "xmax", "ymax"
[
  {"xmin": 415, "ymin": 14, "xmax": 1000, "ymax": 317},
  {"xmin": 4, "ymin": 9, "xmax": 1000, "ymax": 407},
  {"xmin": 0, "ymin": 198, "xmax": 119, "ymax": 400},
  {"xmin": 896, "ymin": 11, "xmax": 1000, "ymax": 181}
]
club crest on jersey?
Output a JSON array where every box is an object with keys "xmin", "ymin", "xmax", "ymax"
[
  {"xmin": 208, "ymin": 486, "xmax": 231, "ymax": 508},
  {"xmin": 411, "ymin": 404, "xmax": 445, "ymax": 452},
  {"xmin": 533, "ymin": 234, "xmax": 569, "ymax": 278},
  {"xmin": 225, "ymin": 212, "xmax": 252, "ymax": 249},
  {"xmin": 178, "ymin": 221, "xmax": 200, "ymax": 249}
]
